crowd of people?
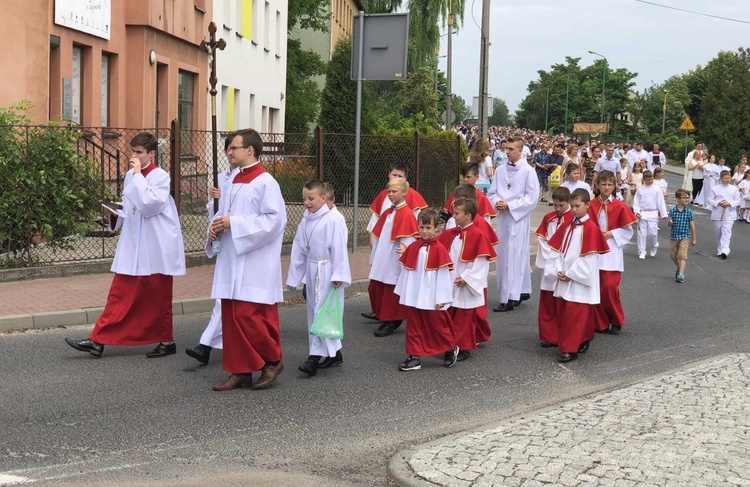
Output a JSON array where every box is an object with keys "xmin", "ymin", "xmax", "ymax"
[{"xmin": 64, "ymin": 126, "xmax": 746, "ymax": 388}]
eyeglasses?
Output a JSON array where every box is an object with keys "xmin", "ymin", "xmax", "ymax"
[{"xmin": 227, "ymin": 146, "xmax": 248, "ymax": 152}]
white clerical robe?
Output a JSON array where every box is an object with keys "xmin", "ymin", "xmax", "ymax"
[
  {"xmin": 633, "ymin": 184, "xmax": 668, "ymax": 222},
  {"xmin": 647, "ymin": 151, "xmax": 667, "ymax": 172},
  {"xmin": 110, "ymin": 167, "xmax": 186, "ymax": 276},
  {"xmin": 544, "ymin": 217, "xmax": 601, "ymax": 305},
  {"xmin": 287, "ymin": 205, "xmax": 351, "ymax": 357},
  {"xmin": 560, "ymin": 180, "xmax": 593, "ymax": 198},
  {"xmin": 207, "ymin": 166, "xmax": 287, "ymax": 304},
  {"xmin": 626, "ymin": 149, "xmax": 649, "ymax": 171},
  {"xmin": 394, "ymin": 246, "xmax": 453, "ymax": 310},
  {"xmin": 487, "ymin": 159, "xmax": 540, "ymax": 303},
  {"xmin": 695, "ymin": 162, "xmax": 719, "ymax": 206},
  {"xmin": 709, "ymin": 183, "xmax": 741, "ymax": 221},
  {"xmin": 369, "ymin": 202, "xmax": 416, "ymax": 285},
  {"xmin": 596, "ymin": 196, "xmax": 634, "ymax": 273},
  {"xmin": 446, "ymin": 230, "xmax": 490, "ymax": 309},
  {"xmin": 536, "ymin": 210, "xmax": 570, "ymax": 292}
]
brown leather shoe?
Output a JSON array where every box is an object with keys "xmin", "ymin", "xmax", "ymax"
[
  {"xmin": 212, "ymin": 373, "xmax": 253, "ymax": 391},
  {"xmin": 252, "ymin": 362, "xmax": 284, "ymax": 389}
]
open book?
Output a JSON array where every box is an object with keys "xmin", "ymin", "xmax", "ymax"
[{"xmin": 101, "ymin": 201, "xmax": 126, "ymax": 218}]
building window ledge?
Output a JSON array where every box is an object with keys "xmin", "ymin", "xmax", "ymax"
[
  {"xmin": 236, "ymin": 32, "xmax": 243, "ymax": 39},
  {"xmin": 194, "ymin": 6, "xmax": 206, "ymax": 14},
  {"xmin": 275, "ymin": 54, "xmax": 280, "ymax": 59},
  {"xmin": 102, "ymin": 130, "xmax": 122, "ymax": 139},
  {"xmin": 223, "ymin": 24, "xmax": 232, "ymax": 32},
  {"xmin": 251, "ymin": 40, "xmax": 258, "ymax": 46},
  {"xmin": 264, "ymin": 47, "xmax": 270, "ymax": 53}
]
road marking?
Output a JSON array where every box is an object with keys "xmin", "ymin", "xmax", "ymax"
[{"xmin": 0, "ymin": 473, "xmax": 33, "ymax": 485}]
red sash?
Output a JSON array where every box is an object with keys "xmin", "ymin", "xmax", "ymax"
[
  {"xmin": 437, "ymin": 223, "xmax": 497, "ymax": 262},
  {"xmin": 399, "ymin": 238, "xmax": 453, "ymax": 271},
  {"xmin": 371, "ymin": 204, "xmax": 419, "ymax": 242},
  {"xmin": 443, "ymin": 189, "xmax": 496, "ymax": 218},
  {"xmin": 535, "ymin": 209, "xmax": 572, "ymax": 239},
  {"xmin": 547, "ymin": 217, "xmax": 610, "ymax": 256},
  {"xmin": 588, "ymin": 197, "xmax": 637, "ymax": 231}
]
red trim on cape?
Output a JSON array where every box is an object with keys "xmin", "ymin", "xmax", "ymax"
[
  {"xmin": 588, "ymin": 196, "xmax": 637, "ymax": 231},
  {"xmin": 369, "ymin": 188, "xmax": 428, "ymax": 216},
  {"xmin": 232, "ymin": 162, "xmax": 266, "ymax": 184},
  {"xmin": 437, "ymin": 223, "xmax": 498, "ymax": 262},
  {"xmin": 371, "ymin": 203, "xmax": 419, "ymax": 242},
  {"xmin": 474, "ymin": 216, "xmax": 499, "ymax": 246},
  {"xmin": 547, "ymin": 217, "xmax": 610, "ymax": 256},
  {"xmin": 535, "ymin": 209, "xmax": 572, "ymax": 238},
  {"xmin": 443, "ymin": 189, "xmax": 496, "ymax": 218},
  {"xmin": 399, "ymin": 238, "xmax": 454, "ymax": 271}
]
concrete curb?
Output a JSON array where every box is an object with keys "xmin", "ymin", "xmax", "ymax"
[
  {"xmin": 385, "ymin": 353, "xmax": 740, "ymax": 487},
  {"xmin": 0, "ymin": 279, "xmax": 372, "ymax": 333}
]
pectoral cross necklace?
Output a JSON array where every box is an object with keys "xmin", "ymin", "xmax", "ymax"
[
  {"xmin": 304, "ymin": 215, "xmax": 326, "ymax": 252},
  {"xmin": 227, "ymin": 183, "xmax": 247, "ymax": 214}
]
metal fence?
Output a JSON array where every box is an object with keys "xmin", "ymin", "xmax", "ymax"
[{"xmin": 0, "ymin": 123, "xmax": 461, "ymax": 268}]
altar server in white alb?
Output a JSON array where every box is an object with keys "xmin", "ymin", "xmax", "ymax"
[
  {"xmin": 65, "ymin": 132, "xmax": 186, "ymax": 358},
  {"xmin": 487, "ymin": 135, "xmax": 540, "ymax": 312},
  {"xmin": 709, "ymin": 170, "xmax": 741, "ymax": 259},
  {"xmin": 208, "ymin": 128, "xmax": 287, "ymax": 392},
  {"xmin": 186, "ymin": 138, "xmax": 239, "ymax": 365},
  {"xmin": 633, "ymin": 170, "xmax": 668, "ymax": 259},
  {"xmin": 287, "ymin": 179, "xmax": 351, "ymax": 377}
]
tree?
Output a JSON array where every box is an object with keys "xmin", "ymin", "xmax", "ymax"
[
  {"xmin": 450, "ymin": 94, "xmax": 471, "ymax": 125},
  {"xmin": 398, "ymin": 67, "xmax": 440, "ymax": 129},
  {"xmin": 487, "ymin": 98, "xmax": 511, "ymax": 126}
]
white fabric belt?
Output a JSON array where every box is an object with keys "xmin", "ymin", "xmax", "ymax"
[{"xmin": 309, "ymin": 259, "xmax": 331, "ymax": 299}]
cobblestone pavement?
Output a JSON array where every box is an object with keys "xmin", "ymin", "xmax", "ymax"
[{"xmin": 399, "ymin": 354, "xmax": 750, "ymax": 487}]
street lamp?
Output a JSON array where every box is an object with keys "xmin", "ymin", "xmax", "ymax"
[
  {"xmin": 588, "ymin": 50, "xmax": 606, "ymax": 124},
  {"xmin": 544, "ymin": 87, "xmax": 550, "ymax": 132},
  {"xmin": 661, "ymin": 90, "xmax": 669, "ymax": 135}
]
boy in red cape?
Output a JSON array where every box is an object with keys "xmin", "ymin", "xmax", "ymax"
[
  {"xmin": 394, "ymin": 209, "xmax": 459, "ymax": 371},
  {"xmin": 443, "ymin": 162, "xmax": 496, "ymax": 222},
  {"xmin": 587, "ymin": 170, "xmax": 637, "ymax": 333},
  {"xmin": 437, "ymin": 198, "xmax": 497, "ymax": 362},
  {"xmin": 545, "ymin": 188, "xmax": 610, "ymax": 363},
  {"xmin": 535, "ymin": 186, "xmax": 573, "ymax": 348},
  {"xmin": 368, "ymin": 179, "xmax": 420, "ymax": 337}
]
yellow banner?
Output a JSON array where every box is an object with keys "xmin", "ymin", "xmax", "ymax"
[{"xmin": 573, "ymin": 123, "xmax": 610, "ymax": 135}]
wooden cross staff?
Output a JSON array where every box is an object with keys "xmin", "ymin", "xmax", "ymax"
[{"xmin": 200, "ymin": 22, "xmax": 226, "ymax": 213}]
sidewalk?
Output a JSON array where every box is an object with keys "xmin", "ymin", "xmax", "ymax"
[
  {"xmin": 0, "ymin": 203, "xmax": 551, "ymax": 332},
  {"xmin": 389, "ymin": 353, "xmax": 750, "ymax": 487}
]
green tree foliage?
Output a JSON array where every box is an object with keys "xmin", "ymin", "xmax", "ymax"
[
  {"xmin": 488, "ymin": 97, "xmax": 512, "ymax": 126},
  {"xmin": 450, "ymin": 94, "xmax": 471, "ymax": 125},
  {"xmin": 285, "ymin": 39, "xmax": 326, "ymax": 133},
  {"xmin": 0, "ymin": 102, "xmax": 110, "ymax": 266},
  {"xmin": 398, "ymin": 67, "xmax": 440, "ymax": 129}
]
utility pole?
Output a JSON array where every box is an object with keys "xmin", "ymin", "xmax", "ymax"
[
  {"xmin": 564, "ymin": 65, "xmax": 569, "ymax": 135},
  {"xmin": 200, "ymin": 22, "xmax": 226, "ymax": 213},
  {"xmin": 545, "ymin": 87, "xmax": 550, "ymax": 133},
  {"xmin": 477, "ymin": 0, "xmax": 490, "ymax": 138},
  {"xmin": 588, "ymin": 51, "xmax": 607, "ymax": 125},
  {"xmin": 446, "ymin": 0, "xmax": 453, "ymax": 129}
]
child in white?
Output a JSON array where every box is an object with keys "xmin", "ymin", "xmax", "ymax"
[
  {"xmin": 287, "ymin": 179, "xmax": 351, "ymax": 376},
  {"xmin": 652, "ymin": 168, "xmax": 668, "ymax": 200},
  {"xmin": 737, "ymin": 170, "xmax": 750, "ymax": 222},
  {"xmin": 708, "ymin": 171, "xmax": 741, "ymax": 259},
  {"xmin": 560, "ymin": 163, "xmax": 593, "ymax": 198},
  {"xmin": 633, "ymin": 170, "xmax": 668, "ymax": 259},
  {"xmin": 695, "ymin": 156, "xmax": 719, "ymax": 206}
]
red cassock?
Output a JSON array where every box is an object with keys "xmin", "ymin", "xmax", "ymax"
[
  {"xmin": 90, "ymin": 273, "xmax": 173, "ymax": 345},
  {"xmin": 535, "ymin": 210, "xmax": 573, "ymax": 345},
  {"xmin": 437, "ymin": 224, "xmax": 497, "ymax": 350},
  {"xmin": 588, "ymin": 197, "xmax": 636, "ymax": 331},
  {"xmin": 369, "ymin": 204, "xmax": 419, "ymax": 322},
  {"xmin": 399, "ymin": 239, "xmax": 456, "ymax": 356},
  {"xmin": 444, "ymin": 189, "xmax": 497, "ymax": 219},
  {"xmin": 221, "ymin": 300, "xmax": 282, "ymax": 374},
  {"xmin": 546, "ymin": 218, "xmax": 610, "ymax": 353},
  {"xmin": 370, "ymin": 188, "xmax": 428, "ymax": 216}
]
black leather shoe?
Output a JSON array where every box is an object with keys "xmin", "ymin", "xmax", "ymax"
[
  {"xmin": 299, "ymin": 356, "xmax": 320, "ymax": 376},
  {"xmin": 557, "ymin": 352, "xmax": 578, "ymax": 363},
  {"xmin": 493, "ymin": 303, "xmax": 515, "ymax": 312},
  {"xmin": 721, "ymin": 253, "xmax": 727, "ymax": 260},
  {"xmin": 456, "ymin": 350, "xmax": 471, "ymax": 362},
  {"xmin": 185, "ymin": 344, "xmax": 212, "ymax": 365},
  {"xmin": 519, "ymin": 293, "xmax": 531, "ymax": 302},
  {"xmin": 361, "ymin": 311, "xmax": 379, "ymax": 321},
  {"xmin": 391, "ymin": 320, "xmax": 403, "ymax": 330},
  {"xmin": 65, "ymin": 338, "xmax": 104, "ymax": 357},
  {"xmin": 608, "ymin": 324, "xmax": 622, "ymax": 334},
  {"xmin": 374, "ymin": 322, "xmax": 396, "ymax": 337},
  {"xmin": 146, "ymin": 342, "xmax": 177, "ymax": 358},
  {"xmin": 578, "ymin": 340, "xmax": 591, "ymax": 353},
  {"xmin": 318, "ymin": 350, "xmax": 343, "ymax": 368},
  {"xmin": 540, "ymin": 341, "xmax": 557, "ymax": 348},
  {"xmin": 509, "ymin": 299, "xmax": 521, "ymax": 306}
]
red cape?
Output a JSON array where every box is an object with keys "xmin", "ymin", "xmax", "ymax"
[
  {"xmin": 372, "ymin": 204, "xmax": 419, "ymax": 242},
  {"xmin": 474, "ymin": 215, "xmax": 499, "ymax": 246},
  {"xmin": 444, "ymin": 189, "xmax": 496, "ymax": 218},
  {"xmin": 437, "ymin": 223, "xmax": 498, "ymax": 263},
  {"xmin": 370, "ymin": 188, "xmax": 428, "ymax": 216},
  {"xmin": 399, "ymin": 238, "xmax": 454, "ymax": 271},
  {"xmin": 588, "ymin": 197, "xmax": 637, "ymax": 231},
  {"xmin": 535, "ymin": 209, "xmax": 572, "ymax": 239},
  {"xmin": 547, "ymin": 217, "xmax": 610, "ymax": 256}
]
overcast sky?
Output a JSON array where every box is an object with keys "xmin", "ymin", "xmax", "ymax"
[{"xmin": 437, "ymin": 0, "xmax": 750, "ymax": 118}]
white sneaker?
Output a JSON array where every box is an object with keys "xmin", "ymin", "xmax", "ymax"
[
  {"xmin": 649, "ymin": 247, "xmax": 658, "ymax": 257},
  {"xmin": 638, "ymin": 253, "xmax": 646, "ymax": 259}
]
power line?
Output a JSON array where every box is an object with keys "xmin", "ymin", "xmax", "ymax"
[{"xmin": 634, "ymin": 0, "xmax": 750, "ymax": 25}]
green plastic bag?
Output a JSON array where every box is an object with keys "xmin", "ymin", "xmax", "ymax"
[{"xmin": 309, "ymin": 289, "xmax": 344, "ymax": 339}]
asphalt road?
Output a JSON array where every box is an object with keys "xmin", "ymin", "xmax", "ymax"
[{"xmin": 1, "ymin": 171, "xmax": 749, "ymax": 487}]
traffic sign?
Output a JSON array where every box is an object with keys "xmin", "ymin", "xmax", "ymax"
[{"xmin": 679, "ymin": 117, "xmax": 695, "ymax": 131}]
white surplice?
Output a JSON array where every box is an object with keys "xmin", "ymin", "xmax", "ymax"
[
  {"xmin": 543, "ymin": 216, "xmax": 601, "ymax": 305},
  {"xmin": 695, "ymin": 162, "xmax": 719, "ymax": 206},
  {"xmin": 207, "ymin": 164, "xmax": 287, "ymax": 304},
  {"xmin": 369, "ymin": 202, "xmax": 416, "ymax": 285},
  {"xmin": 536, "ymin": 209, "xmax": 570, "ymax": 292},
  {"xmin": 366, "ymin": 191, "xmax": 422, "ymax": 233},
  {"xmin": 560, "ymin": 180, "xmax": 593, "ymax": 198},
  {"xmin": 394, "ymin": 245, "xmax": 453, "ymax": 310},
  {"xmin": 287, "ymin": 205, "xmax": 351, "ymax": 357},
  {"xmin": 595, "ymin": 196, "xmax": 634, "ymax": 272},
  {"xmin": 445, "ymin": 226, "xmax": 490, "ymax": 309},
  {"xmin": 487, "ymin": 159, "xmax": 540, "ymax": 303},
  {"xmin": 110, "ymin": 166, "xmax": 186, "ymax": 276}
]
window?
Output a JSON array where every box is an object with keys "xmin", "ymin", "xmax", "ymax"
[
  {"xmin": 178, "ymin": 70, "xmax": 195, "ymax": 131},
  {"xmin": 252, "ymin": 0, "xmax": 259, "ymax": 41},
  {"xmin": 240, "ymin": 0, "xmax": 252, "ymax": 38},
  {"xmin": 101, "ymin": 55, "xmax": 110, "ymax": 127},
  {"xmin": 248, "ymin": 93, "xmax": 256, "ymax": 127},
  {"xmin": 72, "ymin": 46, "xmax": 82, "ymax": 124}
]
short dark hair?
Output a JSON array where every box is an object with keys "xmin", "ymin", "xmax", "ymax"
[
  {"xmin": 565, "ymin": 162, "xmax": 580, "ymax": 175},
  {"xmin": 389, "ymin": 162, "xmax": 408, "ymax": 177},
  {"xmin": 551, "ymin": 186, "xmax": 571, "ymax": 202},
  {"xmin": 418, "ymin": 208, "xmax": 440, "ymax": 227},
  {"xmin": 720, "ymin": 169, "xmax": 731, "ymax": 178},
  {"xmin": 304, "ymin": 178, "xmax": 326, "ymax": 195},
  {"xmin": 462, "ymin": 162, "xmax": 480, "ymax": 177},
  {"xmin": 570, "ymin": 188, "xmax": 591, "ymax": 203},
  {"xmin": 597, "ymin": 170, "xmax": 617, "ymax": 185},
  {"xmin": 232, "ymin": 128, "xmax": 264, "ymax": 158},
  {"xmin": 452, "ymin": 183, "xmax": 476, "ymax": 201},
  {"xmin": 224, "ymin": 135, "xmax": 232, "ymax": 151},
  {"xmin": 452, "ymin": 197, "xmax": 478, "ymax": 219},
  {"xmin": 643, "ymin": 170, "xmax": 653, "ymax": 178},
  {"xmin": 130, "ymin": 132, "xmax": 158, "ymax": 153},
  {"xmin": 653, "ymin": 167, "xmax": 664, "ymax": 175},
  {"xmin": 675, "ymin": 188, "xmax": 690, "ymax": 199}
]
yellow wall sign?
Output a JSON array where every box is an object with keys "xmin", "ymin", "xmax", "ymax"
[{"xmin": 679, "ymin": 117, "xmax": 695, "ymax": 131}]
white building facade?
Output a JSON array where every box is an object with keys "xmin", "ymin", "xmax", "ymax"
[{"xmin": 211, "ymin": 0, "xmax": 287, "ymax": 133}]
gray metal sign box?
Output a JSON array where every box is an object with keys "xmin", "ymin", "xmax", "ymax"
[{"xmin": 351, "ymin": 13, "xmax": 409, "ymax": 81}]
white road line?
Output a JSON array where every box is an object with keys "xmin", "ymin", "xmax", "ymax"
[{"xmin": 0, "ymin": 473, "xmax": 34, "ymax": 485}]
